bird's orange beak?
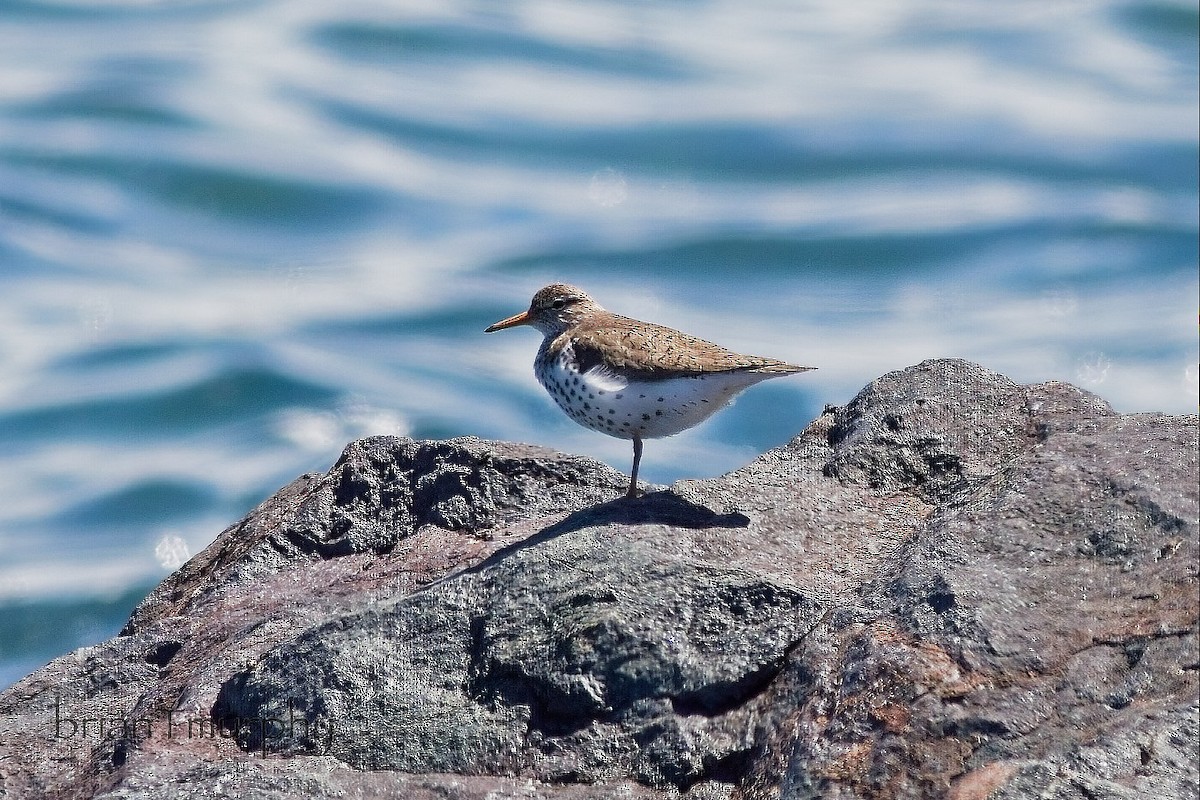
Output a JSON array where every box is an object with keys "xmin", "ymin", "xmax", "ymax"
[{"xmin": 484, "ymin": 309, "xmax": 532, "ymax": 333}]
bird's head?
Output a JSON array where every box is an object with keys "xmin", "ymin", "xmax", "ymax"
[{"xmin": 484, "ymin": 283, "xmax": 600, "ymax": 336}]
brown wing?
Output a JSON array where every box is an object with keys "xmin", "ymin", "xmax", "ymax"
[{"xmin": 567, "ymin": 313, "xmax": 811, "ymax": 379}]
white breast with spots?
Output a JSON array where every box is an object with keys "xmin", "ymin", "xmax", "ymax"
[{"xmin": 535, "ymin": 345, "xmax": 773, "ymax": 441}]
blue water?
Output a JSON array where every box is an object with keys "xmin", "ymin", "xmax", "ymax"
[{"xmin": 0, "ymin": 1, "xmax": 1196, "ymax": 689}]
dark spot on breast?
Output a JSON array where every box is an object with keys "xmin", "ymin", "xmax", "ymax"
[
  {"xmin": 642, "ymin": 414, "xmax": 651, "ymax": 421},
  {"xmin": 657, "ymin": 397, "xmax": 665, "ymax": 402},
  {"xmin": 655, "ymin": 410, "xmax": 663, "ymax": 416},
  {"xmin": 597, "ymin": 390, "xmax": 606, "ymax": 395},
  {"xmin": 615, "ymin": 393, "xmax": 623, "ymax": 399}
]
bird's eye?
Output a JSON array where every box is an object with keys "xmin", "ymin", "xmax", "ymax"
[{"xmin": 550, "ymin": 298, "xmax": 568, "ymax": 310}]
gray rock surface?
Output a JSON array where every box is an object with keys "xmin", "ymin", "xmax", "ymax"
[{"xmin": 1, "ymin": 359, "xmax": 1195, "ymax": 800}]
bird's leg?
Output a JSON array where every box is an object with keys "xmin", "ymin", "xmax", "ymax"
[{"xmin": 626, "ymin": 435, "xmax": 643, "ymax": 499}]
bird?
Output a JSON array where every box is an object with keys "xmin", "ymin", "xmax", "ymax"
[{"xmin": 485, "ymin": 283, "xmax": 815, "ymax": 498}]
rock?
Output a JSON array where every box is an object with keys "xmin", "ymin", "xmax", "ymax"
[
  {"xmin": 216, "ymin": 531, "xmax": 821, "ymax": 787},
  {"xmin": 823, "ymin": 359, "xmax": 1030, "ymax": 502},
  {"xmin": 1, "ymin": 359, "xmax": 1195, "ymax": 800}
]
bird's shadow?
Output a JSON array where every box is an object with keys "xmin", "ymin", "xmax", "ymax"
[
  {"xmin": 435, "ymin": 490, "xmax": 750, "ymax": 588},
  {"xmin": 550, "ymin": 488, "xmax": 749, "ymax": 536}
]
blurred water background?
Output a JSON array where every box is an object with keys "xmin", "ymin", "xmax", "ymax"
[{"xmin": 0, "ymin": 0, "xmax": 1196, "ymax": 689}]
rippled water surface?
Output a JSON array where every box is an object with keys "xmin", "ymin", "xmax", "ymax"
[{"xmin": 1, "ymin": 0, "xmax": 1196, "ymax": 687}]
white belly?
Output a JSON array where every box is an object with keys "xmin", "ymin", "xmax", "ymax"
[{"xmin": 535, "ymin": 350, "xmax": 772, "ymax": 440}]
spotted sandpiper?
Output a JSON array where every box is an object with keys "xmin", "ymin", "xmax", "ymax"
[{"xmin": 485, "ymin": 283, "xmax": 815, "ymax": 498}]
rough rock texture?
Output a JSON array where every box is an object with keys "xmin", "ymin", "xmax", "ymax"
[{"xmin": 1, "ymin": 359, "xmax": 1196, "ymax": 800}]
